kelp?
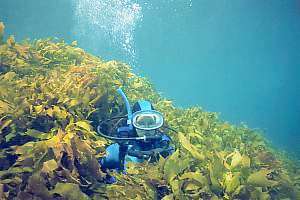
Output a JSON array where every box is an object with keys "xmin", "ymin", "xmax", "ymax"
[
  {"xmin": 0, "ymin": 22, "xmax": 4, "ymax": 45},
  {"xmin": 0, "ymin": 21, "xmax": 299, "ymax": 199}
]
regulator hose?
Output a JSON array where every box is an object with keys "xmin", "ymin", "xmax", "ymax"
[{"xmin": 96, "ymin": 125, "xmax": 162, "ymax": 141}]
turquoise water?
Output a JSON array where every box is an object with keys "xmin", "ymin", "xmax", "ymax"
[{"xmin": 1, "ymin": 0, "xmax": 299, "ymax": 157}]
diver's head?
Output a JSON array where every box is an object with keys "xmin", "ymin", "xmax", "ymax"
[{"xmin": 132, "ymin": 100, "xmax": 164, "ymax": 137}]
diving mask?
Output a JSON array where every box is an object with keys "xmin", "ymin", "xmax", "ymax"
[{"xmin": 132, "ymin": 110, "xmax": 164, "ymax": 130}]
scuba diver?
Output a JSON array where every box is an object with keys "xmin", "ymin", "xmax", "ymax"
[{"xmin": 97, "ymin": 88, "xmax": 174, "ymax": 174}]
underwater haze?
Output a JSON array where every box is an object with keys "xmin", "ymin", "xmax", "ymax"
[{"xmin": 0, "ymin": 0, "xmax": 299, "ymax": 158}]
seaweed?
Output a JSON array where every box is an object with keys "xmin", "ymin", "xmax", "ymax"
[
  {"xmin": 0, "ymin": 22, "xmax": 4, "ymax": 45},
  {"xmin": 0, "ymin": 21, "xmax": 299, "ymax": 199}
]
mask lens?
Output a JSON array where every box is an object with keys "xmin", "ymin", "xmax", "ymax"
[{"xmin": 132, "ymin": 111, "xmax": 163, "ymax": 130}]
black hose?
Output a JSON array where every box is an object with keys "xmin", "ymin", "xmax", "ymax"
[
  {"xmin": 97, "ymin": 115, "xmax": 168, "ymax": 141},
  {"xmin": 96, "ymin": 125, "xmax": 146, "ymax": 141},
  {"xmin": 98, "ymin": 115, "xmax": 127, "ymax": 126},
  {"xmin": 96, "ymin": 125, "xmax": 164, "ymax": 141}
]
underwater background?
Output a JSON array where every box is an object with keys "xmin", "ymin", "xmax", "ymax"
[
  {"xmin": 1, "ymin": 1, "xmax": 300, "ymax": 199},
  {"xmin": 1, "ymin": 0, "xmax": 299, "ymax": 158}
]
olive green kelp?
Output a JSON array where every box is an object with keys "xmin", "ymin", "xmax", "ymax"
[{"xmin": 0, "ymin": 22, "xmax": 299, "ymax": 200}]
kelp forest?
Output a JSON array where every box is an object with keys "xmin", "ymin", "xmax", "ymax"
[{"xmin": 0, "ymin": 22, "xmax": 299, "ymax": 200}]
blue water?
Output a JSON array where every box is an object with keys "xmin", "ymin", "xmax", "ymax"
[{"xmin": 1, "ymin": 0, "xmax": 299, "ymax": 157}]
